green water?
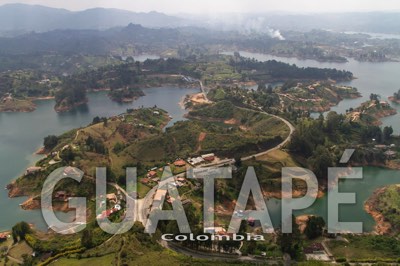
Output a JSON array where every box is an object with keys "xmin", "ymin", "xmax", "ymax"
[
  {"xmin": 266, "ymin": 167, "xmax": 400, "ymax": 232},
  {"xmin": 0, "ymin": 87, "xmax": 199, "ymax": 232}
]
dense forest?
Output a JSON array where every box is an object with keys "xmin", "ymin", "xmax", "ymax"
[
  {"xmin": 288, "ymin": 112, "xmax": 393, "ymax": 182},
  {"xmin": 232, "ymin": 57, "xmax": 354, "ymax": 81}
]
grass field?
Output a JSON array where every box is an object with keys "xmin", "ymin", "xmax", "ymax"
[
  {"xmin": 256, "ymin": 150, "xmax": 300, "ymax": 170},
  {"xmin": 8, "ymin": 241, "xmax": 33, "ymax": 261},
  {"xmin": 326, "ymin": 235, "xmax": 400, "ymax": 260},
  {"xmin": 0, "ymin": 236, "xmax": 14, "ymax": 266},
  {"xmin": 0, "ymin": 98, "xmax": 36, "ymax": 112},
  {"xmin": 52, "ymin": 254, "xmax": 115, "ymax": 266}
]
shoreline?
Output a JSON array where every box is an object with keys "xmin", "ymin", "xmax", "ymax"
[
  {"xmin": 364, "ymin": 186, "xmax": 392, "ymax": 235},
  {"xmin": 388, "ymin": 96, "xmax": 400, "ymax": 104},
  {"xmin": 227, "ymin": 48, "xmax": 397, "ymax": 64},
  {"xmin": 263, "ymin": 188, "xmax": 325, "ymax": 200}
]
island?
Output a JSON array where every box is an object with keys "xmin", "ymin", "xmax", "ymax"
[
  {"xmin": 388, "ymin": 89, "xmax": 400, "ymax": 104},
  {"xmin": 346, "ymin": 96, "xmax": 397, "ymax": 126}
]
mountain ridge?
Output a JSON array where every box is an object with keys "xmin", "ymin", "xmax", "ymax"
[{"xmin": 0, "ymin": 3, "xmax": 182, "ymax": 35}]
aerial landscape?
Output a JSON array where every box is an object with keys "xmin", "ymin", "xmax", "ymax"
[{"xmin": 1, "ymin": 0, "xmax": 400, "ymax": 265}]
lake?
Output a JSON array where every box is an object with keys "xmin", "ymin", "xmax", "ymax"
[
  {"xmin": 2, "ymin": 52, "xmax": 400, "ymax": 233},
  {"xmin": 0, "ymin": 86, "xmax": 199, "ymax": 232},
  {"xmin": 223, "ymin": 51, "xmax": 400, "ymax": 134},
  {"xmin": 224, "ymin": 51, "xmax": 400, "ymax": 231}
]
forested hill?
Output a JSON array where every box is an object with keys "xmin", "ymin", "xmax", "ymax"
[{"xmin": 233, "ymin": 57, "xmax": 354, "ymax": 81}]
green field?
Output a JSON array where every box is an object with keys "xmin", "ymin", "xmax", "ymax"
[{"xmin": 326, "ymin": 235, "xmax": 400, "ymax": 261}]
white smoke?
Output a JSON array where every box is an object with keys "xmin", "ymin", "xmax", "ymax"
[
  {"xmin": 233, "ymin": 16, "xmax": 285, "ymax": 40},
  {"xmin": 267, "ymin": 28, "xmax": 285, "ymax": 40},
  {"xmin": 201, "ymin": 14, "xmax": 285, "ymax": 40}
]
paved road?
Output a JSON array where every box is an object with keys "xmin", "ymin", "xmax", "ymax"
[
  {"xmin": 241, "ymin": 107, "xmax": 295, "ymax": 161},
  {"xmin": 106, "ymin": 103, "xmax": 296, "ymax": 262}
]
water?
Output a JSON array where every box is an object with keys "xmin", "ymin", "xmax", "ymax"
[
  {"xmin": 134, "ymin": 54, "xmax": 160, "ymax": 62},
  {"xmin": 223, "ymin": 51, "xmax": 400, "ymax": 232},
  {"xmin": 265, "ymin": 167, "xmax": 400, "ymax": 232},
  {"xmin": 0, "ymin": 86, "xmax": 199, "ymax": 232},
  {"xmin": 343, "ymin": 31, "xmax": 400, "ymax": 40},
  {"xmin": 223, "ymin": 51, "xmax": 400, "ymax": 133},
  {"xmin": 2, "ymin": 51, "xmax": 400, "ymax": 232}
]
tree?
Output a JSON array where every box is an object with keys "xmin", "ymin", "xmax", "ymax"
[
  {"xmin": 92, "ymin": 116, "xmax": 101, "ymax": 124},
  {"xmin": 394, "ymin": 89, "xmax": 400, "ymax": 100},
  {"xmin": 383, "ymin": 126, "xmax": 394, "ymax": 141},
  {"xmin": 257, "ymin": 82, "xmax": 266, "ymax": 91},
  {"xmin": 308, "ymin": 145, "xmax": 335, "ymax": 180},
  {"xmin": 21, "ymin": 254, "xmax": 33, "ymax": 266},
  {"xmin": 43, "ymin": 135, "xmax": 58, "ymax": 150},
  {"xmin": 304, "ymin": 216, "xmax": 326, "ymax": 239},
  {"xmin": 278, "ymin": 215, "xmax": 303, "ymax": 260},
  {"xmin": 325, "ymin": 111, "xmax": 344, "ymax": 134},
  {"xmin": 102, "ymin": 117, "xmax": 108, "ymax": 127},
  {"xmin": 81, "ymin": 228, "xmax": 94, "ymax": 249},
  {"xmin": 234, "ymin": 156, "xmax": 242, "ymax": 168},
  {"xmin": 60, "ymin": 147, "xmax": 75, "ymax": 162},
  {"xmin": 12, "ymin": 221, "xmax": 31, "ymax": 243},
  {"xmin": 113, "ymin": 142, "xmax": 125, "ymax": 154},
  {"xmin": 266, "ymin": 84, "xmax": 273, "ymax": 93},
  {"xmin": 369, "ymin": 93, "xmax": 380, "ymax": 101}
]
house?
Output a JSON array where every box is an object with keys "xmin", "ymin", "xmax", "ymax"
[
  {"xmin": 0, "ymin": 233, "xmax": 8, "ymax": 242},
  {"xmin": 304, "ymin": 243, "xmax": 330, "ymax": 261},
  {"xmin": 166, "ymin": 195, "xmax": 176, "ymax": 204},
  {"xmin": 63, "ymin": 167, "xmax": 81, "ymax": 177},
  {"xmin": 154, "ymin": 189, "xmax": 167, "ymax": 202},
  {"xmin": 152, "ymin": 189, "xmax": 167, "ymax": 209},
  {"xmin": 147, "ymin": 171, "xmax": 158, "ymax": 178},
  {"xmin": 25, "ymin": 167, "xmax": 42, "ymax": 175},
  {"xmin": 374, "ymin": 145, "xmax": 387, "ymax": 149},
  {"xmin": 202, "ymin": 153, "xmax": 215, "ymax": 162},
  {"xmin": 188, "ymin": 157, "xmax": 205, "ymax": 166},
  {"xmin": 304, "ymin": 243, "xmax": 325, "ymax": 254},
  {"xmin": 204, "ymin": 227, "xmax": 226, "ymax": 234},
  {"xmin": 176, "ymin": 177, "xmax": 186, "ymax": 183},
  {"xmin": 101, "ymin": 209, "xmax": 113, "ymax": 219},
  {"xmin": 98, "ymin": 206, "xmax": 120, "ymax": 220},
  {"xmin": 380, "ymin": 101, "xmax": 390, "ymax": 107},
  {"xmin": 141, "ymin": 178, "xmax": 151, "ymax": 184},
  {"xmin": 174, "ymin": 159, "xmax": 186, "ymax": 167},
  {"xmin": 385, "ymin": 150, "xmax": 397, "ymax": 159}
]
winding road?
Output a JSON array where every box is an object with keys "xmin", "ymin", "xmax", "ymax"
[
  {"xmin": 241, "ymin": 107, "xmax": 295, "ymax": 161},
  {"xmin": 98, "ymin": 96, "xmax": 296, "ymax": 262}
]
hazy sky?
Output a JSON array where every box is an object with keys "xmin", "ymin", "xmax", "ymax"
[{"xmin": 0, "ymin": 0, "xmax": 399, "ymax": 13}]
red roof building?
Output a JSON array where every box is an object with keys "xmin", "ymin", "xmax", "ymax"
[
  {"xmin": 202, "ymin": 153, "xmax": 215, "ymax": 162},
  {"xmin": 174, "ymin": 160, "xmax": 186, "ymax": 167},
  {"xmin": 141, "ymin": 178, "xmax": 151, "ymax": 184},
  {"xmin": 147, "ymin": 171, "xmax": 157, "ymax": 178}
]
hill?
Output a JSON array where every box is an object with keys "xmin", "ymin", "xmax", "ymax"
[{"xmin": 0, "ymin": 4, "xmax": 182, "ymax": 35}]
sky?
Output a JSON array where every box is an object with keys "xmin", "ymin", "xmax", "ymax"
[{"xmin": 0, "ymin": 0, "xmax": 399, "ymax": 14}]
